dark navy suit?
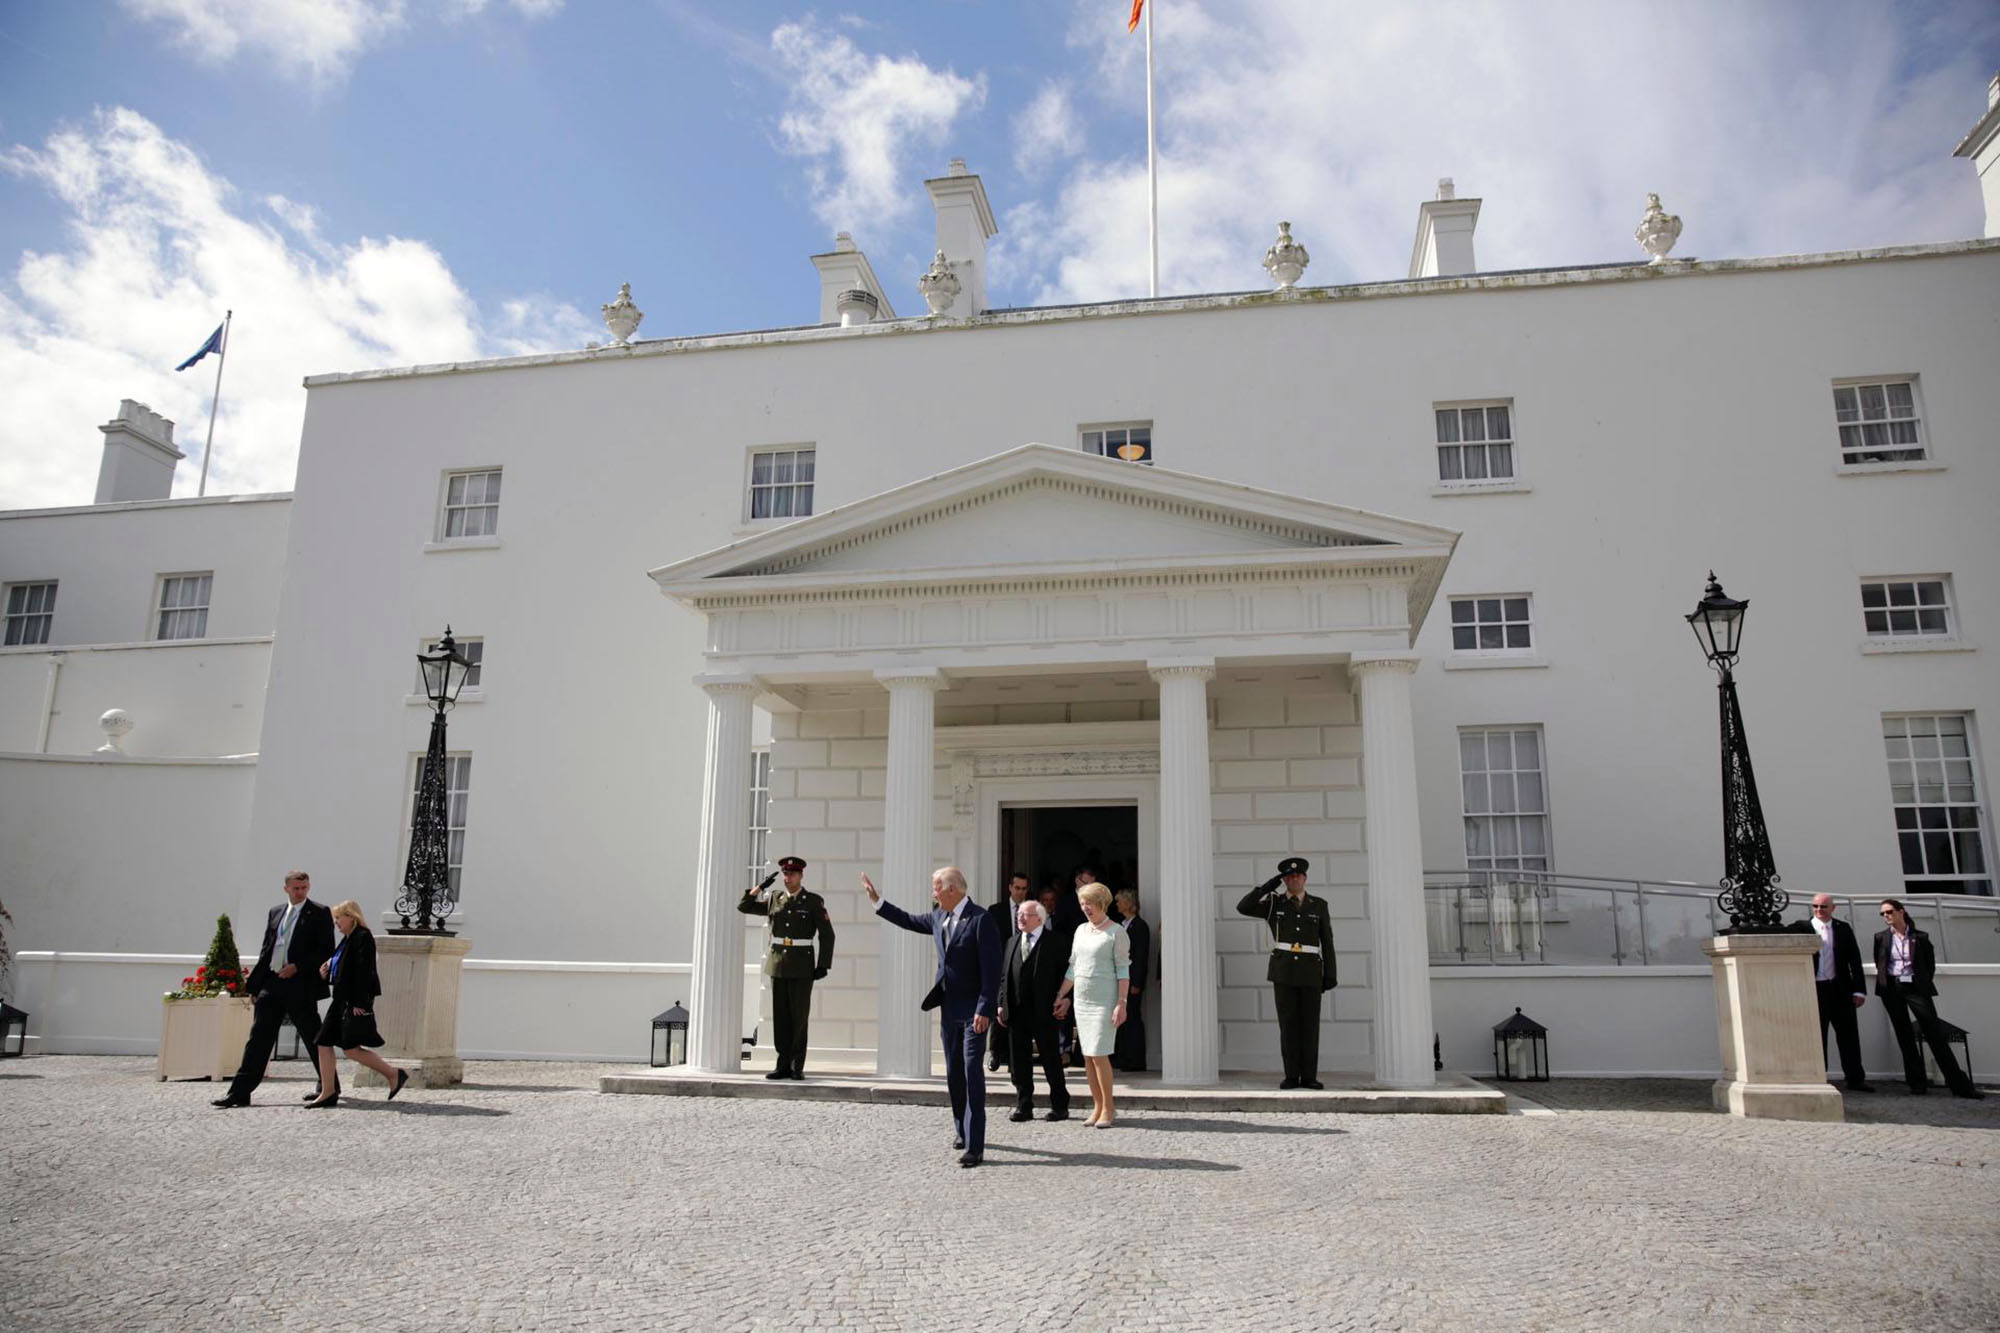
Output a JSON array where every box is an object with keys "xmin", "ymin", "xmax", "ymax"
[{"xmin": 876, "ymin": 895, "xmax": 1004, "ymax": 1155}]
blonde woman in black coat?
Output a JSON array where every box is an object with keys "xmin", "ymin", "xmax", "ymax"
[{"xmin": 306, "ymin": 900, "xmax": 409, "ymax": 1107}]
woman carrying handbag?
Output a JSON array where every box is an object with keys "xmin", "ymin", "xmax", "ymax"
[{"xmin": 306, "ymin": 899, "xmax": 410, "ymax": 1107}]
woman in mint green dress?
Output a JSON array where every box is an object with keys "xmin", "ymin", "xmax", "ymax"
[{"xmin": 1054, "ymin": 882, "xmax": 1131, "ymax": 1127}]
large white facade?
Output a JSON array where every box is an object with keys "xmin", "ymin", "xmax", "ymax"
[{"xmin": 6, "ymin": 156, "xmax": 1999, "ymax": 1076}]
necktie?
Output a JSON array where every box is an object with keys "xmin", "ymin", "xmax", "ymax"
[
  {"xmin": 274, "ymin": 904, "xmax": 298, "ymax": 970},
  {"xmin": 1023, "ymin": 932, "xmax": 1034, "ymax": 959}
]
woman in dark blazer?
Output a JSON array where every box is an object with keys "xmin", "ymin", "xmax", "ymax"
[
  {"xmin": 1872, "ymin": 898, "xmax": 1982, "ymax": 1099},
  {"xmin": 306, "ymin": 900, "xmax": 410, "ymax": 1107}
]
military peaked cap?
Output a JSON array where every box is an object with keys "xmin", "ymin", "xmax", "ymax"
[
  {"xmin": 1277, "ymin": 857, "xmax": 1310, "ymax": 877},
  {"xmin": 777, "ymin": 856, "xmax": 807, "ymax": 872}
]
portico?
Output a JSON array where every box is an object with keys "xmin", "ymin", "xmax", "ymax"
[{"xmin": 651, "ymin": 444, "xmax": 1457, "ymax": 1087}]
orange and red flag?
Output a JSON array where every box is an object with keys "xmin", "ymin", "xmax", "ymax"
[{"xmin": 1128, "ymin": 1, "xmax": 1144, "ymax": 33}]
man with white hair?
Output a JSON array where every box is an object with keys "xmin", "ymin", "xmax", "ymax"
[
  {"xmin": 996, "ymin": 898, "xmax": 1071, "ymax": 1122},
  {"xmin": 863, "ymin": 866, "xmax": 1004, "ymax": 1167}
]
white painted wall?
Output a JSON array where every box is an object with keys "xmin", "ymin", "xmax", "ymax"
[{"xmin": 8, "ymin": 241, "xmax": 1999, "ymax": 1065}]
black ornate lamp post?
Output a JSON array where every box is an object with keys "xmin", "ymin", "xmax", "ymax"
[
  {"xmin": 1687, "ymin": 573, "xmax": 1788, "ymax": 933},
  {"xmin": 393, "ymin": 626, "xmax": 472, "ymax": 935}
]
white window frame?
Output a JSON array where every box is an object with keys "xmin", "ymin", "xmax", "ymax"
[
  {"xmin": 1458, "ymin": 725, "xmax": 1552, "ymax": 876},
  {"xmin": 401, "ymin": 750, "xmax": 473, "ymax": 902},
  {"xmin": 3, "ymin": 580, "xmax": 57, "ymax": 646},
  {"xmin": 1448, "ymin": 594, "xmax": 1535, "ymax": 655},
  {"xmin": 1433, "ymin": 400, "xmax": 1521, "ymax": 490},
  {"xmin": 1860, "ymin": 576, "xmax": 1962, "ymax": 653},
  {"xmin": 744, "ymin": 446, "xmax": 816, "ymax": 522},
  {"xmin": 437, "ymin": 468, "xmax": 503, "ymax": 542},
  {"xmin": 748, "ymin": 747, "xmax": 772, "ymax": 888},
  {"xmin": 1832, "ymin": 376, "xmax": 1926, "ymax": 469},
  {"xmin": 154, "ymin": 572, "xmax": 213, "ymax": 641},
  {"xmin": 1881, "ymin": 713, "xmax": 1992, "ymax": 896},
  {"xmin": 1079, "ymin": 421, "xmax": 1154, "ymax": 465}
]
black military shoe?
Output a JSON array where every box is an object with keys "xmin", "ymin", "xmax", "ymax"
[
  {"xmin": 1044, "ymin": 1108, "xmax": 1069, "ymax": 1122},
  {"xmin": 764, "ymin": 1069, "xmax": 790, "ymax": 1081},
  {"xmin": 1302, "ymin": 1079, "xmax": 1325, "ymax": 1091},
  {"xmin": 1278, "ymin": 1078, "xmax": 1300, "ymax": 1090},
  {"xmin": 1008, "ymin": 1108, "xmax": 1034, "ymax": 1123}
]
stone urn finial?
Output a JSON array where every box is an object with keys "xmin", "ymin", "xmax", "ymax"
[
  {"xmin": 1262, "ymin": 221, "xmax": 1310, "ymax": 291},
  {"xmin": 1634, "ymin": 194, "xmax": 1683, "ymax": 265},
  {"xmin": 601, "ymin": 282, "xmax": 643, "ymax": 346},
  {"xmin": 918, "ymin": 250, "xmax": 961, "ymax": 316},
  {"xmin": 97, "ymin": 708, "xmax": 133, "ymax": 754}
]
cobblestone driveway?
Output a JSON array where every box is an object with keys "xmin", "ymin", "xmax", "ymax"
[{"xmin": 2, "ymin": 1058, "xmax": 1995, "ymax": 1331}]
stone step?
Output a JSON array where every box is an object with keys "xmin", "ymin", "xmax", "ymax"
[{"xmin": 599, "ymin": 1066, "xmax": 1507, "ymax": 1113}]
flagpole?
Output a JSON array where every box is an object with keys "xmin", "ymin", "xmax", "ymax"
[
  {"xmin": 197, "ymin": 309, "xmax": 230, "ymax": 498},
  {"xmin": 1145, "ymin": 0, "xmax": 1158, "ymax": 298}
]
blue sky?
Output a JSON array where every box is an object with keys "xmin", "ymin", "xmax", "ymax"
[{"xmin": 1, "ymin": 0, "xmax": 1994, "ymax": 507}]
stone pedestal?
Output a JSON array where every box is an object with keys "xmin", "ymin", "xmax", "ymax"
[
  {"xmin": 1702, "ymin": 933, "xmax": 1843, "ymax": 1121},
  {"xmin": 360, "ymin": 933, "xmax": 472, "ymax": 1088}
]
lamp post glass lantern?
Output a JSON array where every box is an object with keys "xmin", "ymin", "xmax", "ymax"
[
  {"xmin": 651, "ymin": 1002, "xmax": 690, "ymax": 1067},
  {"xmin": 1687, "ymin": 573, "xmax": 1788, "ymax": 934},
  {"xmin": 393, "ymin": 626, "xmax": 472, "ymax": 936},
  {"xmin": 1492, "ymin": 1007, "xmax": 1548, "ymax": 1081}
]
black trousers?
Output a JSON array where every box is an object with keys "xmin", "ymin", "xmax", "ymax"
[
  {"xmin": 1879, "ymin": 984, "xmax": 1973, "ymax": 1093},
  {"xmin": 1813, "ymin": 979, "xmax": 1866, "ymax": 1085},
  {"xmin": 1007, "ymin": 1019, "xmax": 1069, "ymax": 1112},
  {"xmin": 1274, "ymin": 983, "xmax": 1321, "ymax": 1081},
  {"xmin": 771, "ymin": 976, "xmax": 813, "ymax": 1074},
  {"xmin": 1112, "ymin": 989, "xmax": 1147, "ymax": 1071},
  {"xmin": 226, "ymin": 985, "xmax": 323, "ymax": 1099}
]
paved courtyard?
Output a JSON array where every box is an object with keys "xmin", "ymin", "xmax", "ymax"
[{"xmin": 2, "ymin": 1058, "xmax": 1996, "ymax": 1331}]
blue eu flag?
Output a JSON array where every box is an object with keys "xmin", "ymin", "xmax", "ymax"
[{"xmin": 175, "ymin": 323, "xmax": 224, "ymax": 371}]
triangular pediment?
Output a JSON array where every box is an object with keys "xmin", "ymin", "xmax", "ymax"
[{"xmin": 650, "ymin": 444, "xmax": 1457, "ymax": 595}]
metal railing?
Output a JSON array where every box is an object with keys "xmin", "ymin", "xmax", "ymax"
[{"xmin": 1424, "ymin": 870, "xmax": 2000, "ymax": 967}]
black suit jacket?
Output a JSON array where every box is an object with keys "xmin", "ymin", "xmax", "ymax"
[
  {"xmin": 999, "ymin": 927, "xmax": 1067, "ymax": 1027},
  {"xmin": 1787, "ymin": 916, "xmax": 1865, "ymax": 994},
  {"xmin": 328, "ymin": 925, "xmax": 383, "ymax": 1009},
  {"xmin": 246, "ymin": 898, "xmax": 334, "ymax": 1001},
  {"xmin": 1124, "ymin": 915, "xmax": 1152, "ymax": 994},
  {"xmin": 1873, "ymin": 926, "xmax": 1939, "ymax": 998}
]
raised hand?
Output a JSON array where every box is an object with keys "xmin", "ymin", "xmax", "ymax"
[{"xmin": 860, "ymin": 873, "xmax": 880, "ymax": 904}]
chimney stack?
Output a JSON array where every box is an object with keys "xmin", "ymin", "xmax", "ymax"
[
  {"xmin": 810, "ymin": 232, "xmax": 897, "ymax": 325},
  {"xmin": 923, "ymin": 159, "xmax": 998, "ymax": 319},
  {"xmin": 1408, "ymin": 177, "xmax": 1482, "ymax": 279},
  {"xmin": 1950, "ymin": 72, "xmax": 2000, "ymax": 239},
  {"xmin": 95, "ymin": 400, "xmax": 184, "ymax": 503}
]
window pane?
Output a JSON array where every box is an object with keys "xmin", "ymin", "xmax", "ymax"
[
  {"xmin": 1463, "ymin": 449, "xmax": 1488, "ymax": 480},
  {"xmin": 1486, "ymin": 405, "xmax": 1510, "ymax": 440},
  {"xmin": 1462, "ymin": 774, "xmax": 1488, "ymax": 811},
  {"xmin": 1453, "ymin": 626, "xmax": 1476, "ymax": 650},
  {"xmin": 1488, "ymin": 442, "xmax": 1513, "ymax": 477},
  {"xmin": 1451, "ymin": 601, "xmax": 1475, "ymax": 624},
  {"xmin": 1886, "ymin": 382, "xmax": 1914, "ymax": 413},
  {"xmin": 483, "ymin": 473, "xmax": 499, "ymax": 501},
  {"xmin": 771, "ymin": 453, "xmax": 794, "ymax": 484},
  {"xmin": 751, "ymin": 455, "xmax": 772, "ymax": 485},
  {"xmin": 795, "ymin": 452, "xmax": 816, "ymax": 482},
  {"xmin": 1832, "ymin": 386, "xmax": 1858, "ymax": 420},
  {"xmin": 447, "ymin": 475, "xmax": 467, "ymax": 504},
  {"xmin": 1479, "ymin": 625, "xmax": 1503, "ymax": 649},
  {"xmin": 1459, "ymin": 734, "xmax": 1485, "ymax": 770},
  {"xmin": 1505, "ymin": 624, "xmax": 1531, "ymax": 648},
  {"xmin": 1503, "ymin": 598, "xmax": 1529, "ymax": 621},
  {"xmin": 1486, "ymin": 733, "xmax": 1513, "ymax": 769},
  {"xmin": 1477, "ymin": 598, "xmax": 1501, "ymax": 621},
  {"xmin": 1438, "ymin": 448, "xmax": 1463, "ymax": 480},
  {"xmin": 1460, "ymin": 410, "xmax": 1486, "ymax": 443},
  {"xmin": 1860, "ymin": 584, "xmax": 1886, "ymax": 608},
  {"xmin": 1859, "ymin": 384, "xmax": 1886, "ymax": 416},
  {"xmin": 1435, "ymin": 411, "xmax": 1459, "ymax": 444}
]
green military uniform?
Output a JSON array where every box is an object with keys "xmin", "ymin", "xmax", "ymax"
[
  {"xmin": 737, "ymin": 856, "xmax": 835, "ymax": 1080},
  {"xmin": 1235, "ymin": 856, "xmax": 1336, "ymax": 1089}
]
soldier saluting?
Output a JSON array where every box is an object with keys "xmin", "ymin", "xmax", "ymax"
[
  {"xmin": 1236, "ymin": 856, "xmax": 1336, "ymax": 1090},
  {"xmin": 738, "ymin": 855, "xmax": 835, "ymax": 1081}
]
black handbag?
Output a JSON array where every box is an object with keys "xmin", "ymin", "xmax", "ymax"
[{"xmin": 340, "ymin": 1008, "xmax": 385, "ymax": 1049}]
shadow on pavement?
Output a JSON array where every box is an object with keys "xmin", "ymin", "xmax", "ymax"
[
  {"xmin": 983, "ymin": 1142, "xmax": 1238, "ymax": 1171},
  {"xmin": 331, "ymin": 1100, "xmax": 510, "ymax": 1118},
  {"xmin": 454, "ymin": 1082, "xmax": 591, "ymax": 1094}
]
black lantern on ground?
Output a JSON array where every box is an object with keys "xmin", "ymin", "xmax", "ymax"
[
  {"xmin": 1492, "ymin": 1007, "xmax": 1549, "ymax": 1081},
  {"xmin": 651, "ymin": 1001, "xmax": 690, "ymax": 1068},
  {"xmin": 0, "ymin": 1001, "xmax": 27, "ymax": 1058},
  {"xmin": 1687, "ymin": 573, "xmax": 1787, "ymax": 934},
  {"xmin": 393, "ymin": 626, "xmax": 472, "ymax": 936}
]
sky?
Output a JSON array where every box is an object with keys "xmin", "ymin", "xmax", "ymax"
[{"xmin": 0, "ymin": 0, "xmax": 1994, "ymax": 509}]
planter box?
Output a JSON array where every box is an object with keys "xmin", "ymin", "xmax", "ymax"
[{"xmin": 158, "ymin": 994, "xmax": 255, "ymax": 1081}]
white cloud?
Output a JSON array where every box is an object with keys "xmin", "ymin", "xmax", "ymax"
[
  {"xmin": 1001, "ymin": 0, "xmax": 1992, "ymax": 306},
  {"xmin": 0, "ymin": 108, "xmax": 591, "ymax": 508},
  {"xmin": 770, "ymin": 20, "xmax": 985, "ymax": 238},
  {"xmin": 1013, "ymin": 82, "xmax": 1084, "ymax": 178},
  {"xmin": 119, "ymin": 0, "xmax": 563, "ymax": 87},
  {"xmin": 119, "ymin": 0, "xmax": 409, "ymax": 87}
]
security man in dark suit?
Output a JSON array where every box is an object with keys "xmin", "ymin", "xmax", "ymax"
[
  {"xmin": 1236, "ymin": 856, "xmax": 1336, "ymax": 1090},
  {"xmin": 738, "ymin": 855, "xmax": 835, "ymax": 1080},
  {"xmin": 212, "ymin": 869, "xmax": 335, "ymax": 1108}
]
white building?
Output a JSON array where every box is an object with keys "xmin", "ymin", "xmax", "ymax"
[{"xmin": 6, "ymin": 103, "xmax": 1999, "ymax": 1081}]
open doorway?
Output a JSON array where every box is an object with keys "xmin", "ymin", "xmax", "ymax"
[{"xmin": 998, "ymin": 803, "xmax": 1140, "ymax": 904}]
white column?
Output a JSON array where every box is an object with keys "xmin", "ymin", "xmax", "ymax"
[
  {"xmin": 1150, "ymin": 658, "xmax": 1218, "ymax": 1085},
  {"xmin": 686, "ymin": 674, "xmax": 758, "ymax": 1073},
  {"xmin": 876, "ymin": 667, "xmax": 945, "ymax": 1078},
  {"xmin": 1351, "ymin": 653, "xmax": 1434, "ymax": 1088}
]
